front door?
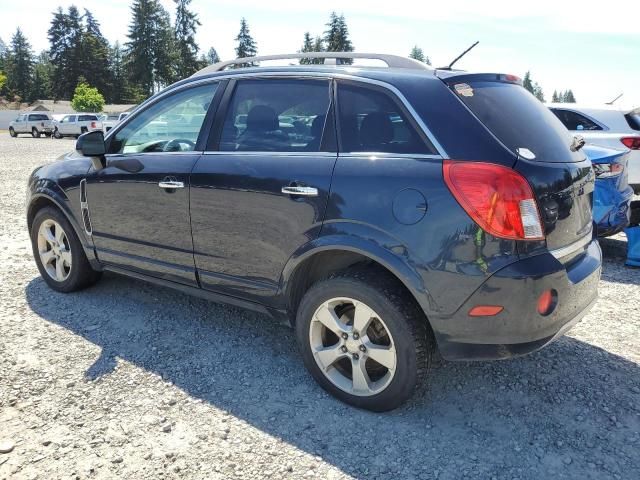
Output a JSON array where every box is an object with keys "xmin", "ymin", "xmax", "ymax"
[
  {"xmin": 190, "ymin": 77, "xmax": 336, "ymax": 302},
  {"xmin": 58, "ymin": 115, "xmax": 77, "ymax": 135},
  {"xmin": 86, "ymin": 82, "xmax": 220, "ymax": 286}
]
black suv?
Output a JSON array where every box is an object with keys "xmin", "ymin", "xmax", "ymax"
[{"xmin": 27, "ymin": 53, "xmax": 601, "ymax": 411}]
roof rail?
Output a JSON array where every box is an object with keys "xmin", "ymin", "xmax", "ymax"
[{"xmin": 193, "ymin": 52, "xmax": 432, "ymax": 76}]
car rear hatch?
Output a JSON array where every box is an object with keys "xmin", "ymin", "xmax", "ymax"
[{"xmin": 441, "ymin": 73, "xmax": 595, "ymax": 252}]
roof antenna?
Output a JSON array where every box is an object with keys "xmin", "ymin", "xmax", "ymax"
[
  {"xmin": 605, "ymin": 93, "xmax": 623, "ymax": 105},
  {"xmin": 439, "ymin": 41, "xmax": 479, "ymax": 70}
]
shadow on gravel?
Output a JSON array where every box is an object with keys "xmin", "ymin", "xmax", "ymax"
[
  {"xmin": 25, "ymin": 273, "xmax": 640, "ymax": 479},
  {"xmin": 599, "ymin": 236, "xmax": 640, "ymax": 286}
]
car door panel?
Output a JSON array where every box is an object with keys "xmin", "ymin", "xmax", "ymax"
[{"xmin": 190, "ymin": 152, "xmax": 335, "ymax": 302}]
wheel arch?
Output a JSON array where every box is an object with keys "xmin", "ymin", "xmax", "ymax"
[{"xmin": 280, "ymin": 234, "xmax": 433, "ymax": 327}]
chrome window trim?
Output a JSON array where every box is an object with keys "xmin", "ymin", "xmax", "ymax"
[
  {"xmin": 202, "ymin": 151, "xmax": 337, "ymax": 157},
  {"xmin": 119, "ymin": 71, "xmax": 448, "ymax": 158},
  {"xmin": 337, "ymin": 152, "xmax": 443, "ymax": 160},
  {"xmin": 549, "ymin": 231, "xmax": 593, "ymax": 260}
]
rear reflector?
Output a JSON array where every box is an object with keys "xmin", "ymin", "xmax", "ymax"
[
  {"xmin": 621, "ymin": 137, "xmax": 640, "ymax": 150},
  {"xmin": 537, "ymin": 289, "xmax": 557, "ymax": 316},
  {"xmin": 443, "ymin": 161, "xmax": 545, "ymax": 240},
  {"xmin": 469, "ymin": 305, "xmax": 504, "ymax": 317}
]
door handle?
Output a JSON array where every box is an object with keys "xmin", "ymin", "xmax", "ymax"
[
  {"xmin": 281, "ymin": 185, "xmax": 318, "ymax": 197},
  {"xmin": 158, "ymin": 180, "xmax": 184, "ymax": 189}
]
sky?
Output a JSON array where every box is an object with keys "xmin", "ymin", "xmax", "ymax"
[{"xmin": 1, "ymin": 0, "xmax": 639, "ymax": 108}]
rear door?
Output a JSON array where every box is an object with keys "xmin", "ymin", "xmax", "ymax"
[
  {"xmin": 190, "ymin": 77, "xmax": 336, "ymax": 302},
  {"xmin": 445, "ymin": 75, "xmax": 595, "ymax": 250}
]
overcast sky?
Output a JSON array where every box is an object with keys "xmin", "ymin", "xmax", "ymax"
[{"xmin": 2, "ymin": 0, "xmax": 639, "ymax": 108}]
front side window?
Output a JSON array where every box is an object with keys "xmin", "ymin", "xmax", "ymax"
[
  {"xmin": 108, "ymin": 83, "xmax": 217, "ymax": 154},
  {"xmin": 551, "ymin": 109, "xmax": 602, "ymax": 131},
  {"xmin": 337, "ymin": 83, "xmax": 433, "ymax": 154},
  {"xmin": 219, "ymin": 78, "xmax": 331, "ymax": 152}
]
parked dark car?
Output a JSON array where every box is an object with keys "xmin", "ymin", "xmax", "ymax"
[
  {"xmin": 26, "ymin": 53, "xmax": 601, "ymax": 411},
  {"xmin": 583, "ymin": 144, "xmax": 634, "ymax": 237}
]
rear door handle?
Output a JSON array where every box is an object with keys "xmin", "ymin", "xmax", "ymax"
[
  {"xmin": 281, "ymin": 186, "xmax": 318, "ymax": 197},
  {"xmin": 158, "ymin": 180, "xmax": 184, "ymax": 189}
]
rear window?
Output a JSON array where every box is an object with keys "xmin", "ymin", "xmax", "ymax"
[
  {"xmin": 551, "ymin": 109, "xmax": 602, "ymax": 131},
  {"xmin": 451, "ymin": 80, "xmax": 583, "ymax": 162},
  {"xmin": 625, "ymin": 113, "xmax": 640, "ymax": 131},
  {"xmin": 29, "ymin": 114, "xmax": 50, "ymax": 121}
]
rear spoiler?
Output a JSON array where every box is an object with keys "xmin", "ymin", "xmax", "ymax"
[{"xmin": 435, "ymin": 71, "xmax": 523, "ymax": 87}]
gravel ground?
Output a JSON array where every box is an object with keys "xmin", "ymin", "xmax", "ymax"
[{"xmin": 1, "ymin": 134, "xmax": 639, "ymax": 480}]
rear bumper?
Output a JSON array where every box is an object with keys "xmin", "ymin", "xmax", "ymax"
[{"xmin": 432, "ymin": 239, "xmax": 601, "ymax": 361}]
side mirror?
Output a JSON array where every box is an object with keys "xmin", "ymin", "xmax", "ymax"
[{"xmin": 76, "ymin": 130, "xmax": 106, "ymax": 170}]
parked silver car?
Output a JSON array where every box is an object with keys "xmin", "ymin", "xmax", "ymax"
[
  {"xmin": 52, "ymin": 114, "xmax": 103, "ymax": 139},
  {"xmin": 9, "ymin": 113, "xmax": 54, "ymax": 138}
]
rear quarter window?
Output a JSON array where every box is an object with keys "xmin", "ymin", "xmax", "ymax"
[
  {"xmin": 29, "ymin": 114, "xmax": 50, "ymax": 121},
  {"xmin": 451, "ymin": 80, "xmax": 583, "ymax": 162},
  {"xmin": 625, "ymin": 113, "xmax": 640, "ymax": 131}
]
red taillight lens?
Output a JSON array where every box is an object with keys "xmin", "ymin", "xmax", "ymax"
[
  {"xmin": 621, "ymin": 137, "xmax": 640, "ymax": 150},
  {"xmin": 469, "ymin": 305, "xmax": 504, "ymax": 317},
  {"xmin": 443, "ymin": 160, "xmax": 545, "ymax": 240},
  {"xmin": 91, "ymin": 121, "xmax": 97, "ymax": 129}
]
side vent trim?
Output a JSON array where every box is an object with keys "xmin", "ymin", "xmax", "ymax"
[{"xmin": 79, "ymin": 179, "xmax": 93, "ymax": 236}]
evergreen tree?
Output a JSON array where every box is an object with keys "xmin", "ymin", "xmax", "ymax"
[
  {"xmin": 299, "ymin": 31, "xmax": 314, "ymax": 64},
  {"xmin": 5, "ymin": 28, "xmax": 34, "ymax": 101},
  {"xmin": 31, "ymin": 51, "xmax": 54, "ymax": 100},
  {"xmin": 81, "ymin": 9, "xmax": 111, "ymax": 100},
  {"xmin": 533, "ymin": 83, "xmax": 545, "ymax": 102},
  {"xmin": 552, "ymin": 90, "xmax": 559, "ymax": 102},
  {"xmin": 0, "ymin": 38, "xmax": 6, "ymax": 72},
  {"xmin": 47, "ymin": 6, "xmax": 84, "ymax": 100},
  {"xmin": 109, "ymin": 42, "xmax": 130, "ymax": 104},
  {"xmin": 205, "ymin": 47, "xmax": 220, "ymax": 64},
  {"xmin": 235, "ymin": 18, "xmax": 257, "ymax": 62},
  {"xmin": 409, "ymin": 46, "xmax": 431, "ymax": 65},
  {"xmin": 522, "ymin": 71, "xmax": 534, "ymax": 95},
  {"xmin": 324, "ymin": 12, "xmax": 354, "ymax": 64},
  {"xmin": 125, "ymin": 0, "xmax": 178, "ymax": 98},
  {"xmin": 564, "ymin": 89, "xmax": 576, "ymax": 103},
  {"xmin": 174, "ymin": 0, "xmax": 201, "ymax": 78}
]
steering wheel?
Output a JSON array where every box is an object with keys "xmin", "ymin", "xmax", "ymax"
[{"xmin": 163, "ymin": 138, "xmax": 196, "ymax": 152}]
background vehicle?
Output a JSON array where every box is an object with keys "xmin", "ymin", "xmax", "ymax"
[
  {"xmin": 118, "ymin": 112, "xmax": 130, "ymax": 122},
  {"xmin": 549, "ymin": 104, "xmax": 640, "ymax": 193},
  {"xmin": 584, "ymin": 145, "xmax": 634, "ymax": 237},
  {"xmin": 27, "ymin": 53, "xmax": 601, "ymax": 411},
  {"xmin": 53, "ymin": 114, "xmax": 103, "ymax": 138},
  {"xmin": 9, "ymin": 113, "xmax": 54, "ymax": 138},
  {"xmin": 100, "ymin": 114, "xmax": 120, "ymax": 133}
]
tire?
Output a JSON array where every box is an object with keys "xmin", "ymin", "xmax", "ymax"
[
  {"xmin": 9, "ymin": 127, "xmax": 17, "ymax": 138},
  {"xmin": 80, "ymin": 127, "xmax": 88, "ymax": 134},
  {"xmin": 31, "ymin": 127, "xmax": 41, "ymax": 138},
  {"xmin": 296, "ymin": 268, "xmax": 433, "ymax": 411},
  {"xmin": 53, "ymin": 128, "xmax": 62, "ymax": 139},
  {"xmin": 30, "ymin": 207, "xmax": 102, "ymax": 293}
]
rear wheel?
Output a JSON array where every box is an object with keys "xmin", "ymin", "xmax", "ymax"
[
  {"xmin": 296, "ymin": 270, "xmax": 432, "ymax": 411},
  {"xmin": 32, "ymin": 127, "xmax": 40, "ymax": 138},
  {"xmin": 53, "ymin": 128, "xmax": 62, "ymax": 139},
  {"xmin": 31, "ymin": 207, "xmax": 101, "ymax": 292},
  {"xmin": 80, "ymin": 127, "xmax": 88, "ymax": 134},
  {"xmin": 9, "ymin": 127, "xmax": 17, "ymax": 137}
]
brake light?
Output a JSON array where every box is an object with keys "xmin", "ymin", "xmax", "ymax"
[
  {"xmin": 91, "ymin": 121, "xmax": 97, "ymax": 129},
  {"xmin": 443, "ymin": 160, "xmax": 545, "ymax": 240},
  {"xmin": 621, "ymin": 137, "xmax": 640, "ymax": 150}
]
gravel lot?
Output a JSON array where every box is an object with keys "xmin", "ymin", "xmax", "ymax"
[{"xmin": 1, "ymin": 134, "xmax": 639, "ymax": 480}]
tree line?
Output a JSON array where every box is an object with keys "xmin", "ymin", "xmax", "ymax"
[{"xmin": 0, "ymin": 1, "xmax": 574, "ymax": 107}]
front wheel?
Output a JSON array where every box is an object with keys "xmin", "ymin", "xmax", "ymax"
[
  {"xmin": 31, "ymin": 207, "xmax": 101, "ymax": 292},
  {"xmin": 32, "ymin": 127, "xmax": 40, "ymax": 138},
  {"xmin": 9, "ymin": 127, "xmax": 17, "ymax": 137},
  {"xmin": 296, "ymin": 270, "xmax": 433, "ymax": 411},
  {"xmin": 53, "ymin": 128, "xmax": 62, "ymax": 139}
]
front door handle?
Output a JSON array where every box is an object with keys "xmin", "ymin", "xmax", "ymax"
[
  {"xmin": 159, "ymin": 180, "xmax": 184, "ymax": 189},
  {"xmin": 281, "ymin": 185, "xmax": 318, "ymax": 197}
]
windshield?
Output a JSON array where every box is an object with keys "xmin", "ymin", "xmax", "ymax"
[{"xmin": 451, "ymin": 80, "xmax": 584, "ymax": 163}]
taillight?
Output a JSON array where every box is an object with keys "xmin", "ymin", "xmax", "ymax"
[
  {"xmin": 621, "ymin": 137, "xmax": 640, "ymax": 150},
  {"xmin": 443, "ymin": 160, "xmax": 545, "ymax": 240},
  {"xmin": 91, "ymin": 121, "xmax": 97, "ymax": 129},
  {"xmin": 594, "ymin": 163, "xmax": 624, "ymax": 178}
]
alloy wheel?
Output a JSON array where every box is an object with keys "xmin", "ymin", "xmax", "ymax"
[
  {"xmin": 309, "ymin": 297, "xmax": 397, "ymax": 397},
  {"xmin": 37, "ymin": 219, "xmax": 72, "ymax": 282}
]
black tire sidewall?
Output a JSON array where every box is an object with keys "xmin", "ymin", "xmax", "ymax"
[
  {"xmin": 53, "ymin": 128, "xmax": 61, "ymax": 139},
  {"xmin": 296, "ymin": 277, "xmax": 424, "ymax": 411},
  {"xmin": 9, "ymin": 128, "xmax": 16, "ymax": 137},
  {"xmin": 30, "ymin": 207, "xmax": 96, "ymax": 293},
  {"xmin": 32, "ymin": 128, "xmax": 40, "ymax": 138}
]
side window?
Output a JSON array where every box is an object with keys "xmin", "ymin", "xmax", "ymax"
[
  {"xmin": 337, "ymin": 83, "xmax": 434, "ymax": 154},
  {"xmin": 61, "ymin": 116, "xmax": 71, "ymax": 123},
  {"xmin": 219, "ymin": 79, "xmax": 331, "ymax": 152},
  {"xmin": 551, "ymin": 109, "xmax": 602, "ymax": 131},
  {"xmin": 108, "ymin": 83, "xmax": 218, "ymax": 154}
]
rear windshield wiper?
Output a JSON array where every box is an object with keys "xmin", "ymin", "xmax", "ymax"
[{"xmin": 571, "ymin": 135, "xmax": 586, "ymax": 152}]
